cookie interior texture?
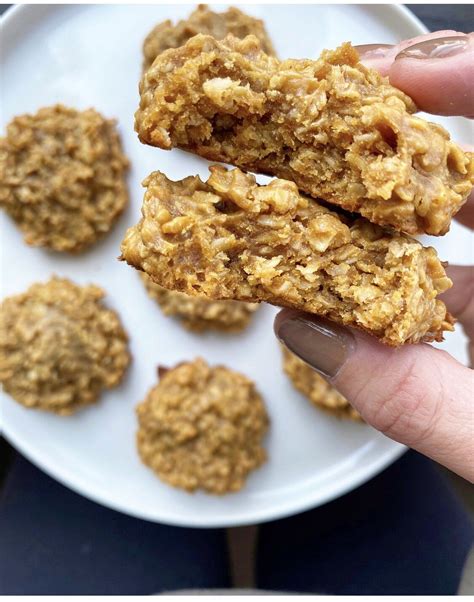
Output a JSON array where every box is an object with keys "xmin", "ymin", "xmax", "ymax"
[
  {"xmin": 0, "ymin": 277, "xmax": 130, "ymax": 414},
  {"xmin": 120, "ymin": 166, "xmax": 453, "ymax": 346},
  {"xmin": 282, "ymin": 347, "xmax": 362, "ymax": 421},
  {"xmin": 136, "ymin": 358, "xmax": 269, "ymax": 494},
  {"xmin": 0, "ymin": 104, "xmax": 129, "ymax": 252},
  {"xmin": 136, "ymin": 34, "xmax": 473, "ymax": 236},
  {"xmin": 142, "ymin": 3, "xmax": 275, "ymax": 72}
]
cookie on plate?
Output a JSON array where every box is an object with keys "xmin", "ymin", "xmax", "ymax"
[
  {"xmin": 140, "ymin": 272, "xmax": 258, "ymax": 332},
  {"xmin": 136, "ymin": 358, "xmax": 269, "ymax": 494},
  {"xmin": 0, "ymin": 105, "xmax": 129, "ymax": 252},
  {"xmin": 0, "ymin": 277, "xmax": 130, "ymax": 414},
  {"xmin": 142, "ymin": 3, "xmax": 275, "ymax": 72},
  {"xmin": 282, "ymin": 347, "xmax": 361, "ymax": 421}
]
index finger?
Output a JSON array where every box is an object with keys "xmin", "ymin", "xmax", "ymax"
[
  {"xmin": 356, "ymin": 30, "xmax": 464, "ymax": 75},
  {"xmin": 356, "ymin": 31, "xmax": 474, "ymax": 117}
]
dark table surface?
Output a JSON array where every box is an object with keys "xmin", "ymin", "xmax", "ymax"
[
  {"xmin": 407, "ymin": 4, "xmax": 473, "ymax": 33},
  {"xmin": 0, "ymin": 4, "xmax": 472, "ymax": 483}
]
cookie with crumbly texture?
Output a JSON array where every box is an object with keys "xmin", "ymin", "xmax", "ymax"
[
  {"xmin": 282, "ymin": 347, "xmax": 361, "ymax": 421},
  {"xmin": 120, "ymin": 166, "xmax": 453, "ymax": 346},
  {"xmin": 142, "ymin": 4, "xmax": 275, "ymax": 72},
  {"xmin": 0, "ymin": 105, "xmax": 129, "ymax": 252},
  {"xmin": 136, "ymin": 358, "xmax": 268, "ymax": 494},
  {"xmin": 0, "ymin": 277, "xmax": 130, "ymax": 414},
  {"xmin": 136, "ymin": 34, "xmax": 473, "ymax": 236},
  {"xmin": 140, "ymin": 272, "xmax": 258, "ymax": 332}
]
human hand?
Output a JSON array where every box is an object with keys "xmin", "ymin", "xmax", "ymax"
[{"xmin": 275, "ymin": 31, "xmax": 474, "ymax": 482}]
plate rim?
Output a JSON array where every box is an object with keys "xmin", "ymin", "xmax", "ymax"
[
  {"xmin": 2, "ymin": 425, "xmax": 407, "ymax": 527},
  {"xmin": 1, "ymin": 2, "xmax": 429, "ymax": 527}
]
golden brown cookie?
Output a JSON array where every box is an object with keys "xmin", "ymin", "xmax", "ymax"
[
  {"xmin": 0, "ymin": 105, "xmax": 129, "ymax": 252},
  {"xmin": 142, "ymin": 4, "xmax": 275, "ymax": 72},
  {"xmin": 136, "ymin": 358, "xmax": 268, "ymax": 494},
  {"xmin": 282, "ymin": 347, "xmax": 361, "ymax": 421},
  {"xmin": 0, "ymin": 277, "xmax": 130, "ymax": 414},
  {"xmin": 140, "ymin": 272, "xmax": 258, "ymax": 332},
  {"xmin": 136, "ymin": 35, "xmax": 473, "ymax": 236},
  {"xmin": 120, "ymin": 166, "xmax": 453, "ymax": 346}
]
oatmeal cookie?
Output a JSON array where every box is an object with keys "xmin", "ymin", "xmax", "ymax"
[
  {"xmin": 282, "ymin": 347, "xmax": 361, "ymax": 421},
  {"xmin": 140, "ymin": 272, "xmax": 258, "ymax": 332},
  {"xmin": 136, "ymin": 358, "xmax": 268, "ymax": 494},
  {"xmin": 120, "ymin": 166, "xmax": 453, "ymax": 346},
  {"xmin": 135, "ymin": 35, "xmax": 473, "ymax": 236},
  {"xmin": 142, "ymin": 4, "xmax": 275, "ymax": 72},
  {"xmin": 0, "ymin": 105, "xmax": 129, "ymax": 252},
  {"xmin": 0, "ymin": 277, "xmax": 130, "ymax": 414}
]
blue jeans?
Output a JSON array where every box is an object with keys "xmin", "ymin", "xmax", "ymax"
[{"xmin": 0, "ymin": 448, "xmax": 471, "ymax": 595}]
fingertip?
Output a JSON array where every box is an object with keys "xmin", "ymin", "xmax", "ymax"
[
  {"xmin": 359, "ymin": 56, "xmax": 392, "ymax": 76},
  {"xmin": 356, "ymin": 44, "xmax": 397, "ymax": 76},
  {"xmin": 357, "ymin": 31, "xmax": 466, "ymax": 76},
  {"xmin": 357, "ymin": 31, "xmax": 474, "ymax": 116},
  {"xmin": 389, "ymin": 36, "xmax": 474, "ymax": 116}
]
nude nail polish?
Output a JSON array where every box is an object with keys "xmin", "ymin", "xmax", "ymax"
[
  {"xmin": 355, "ymin": 43, "xmax": 394, "ymax": 60},
  {"xmin": 396, "ymin": 35, "xmax": 469, "ymax": 60},
  {"xmin": 275, "ymin": 315, "xmax": 355, "ymax": 378}
]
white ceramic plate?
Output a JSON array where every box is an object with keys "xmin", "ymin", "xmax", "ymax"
[{"xmin": 1, "ymin": 4, "xmax": 472, "ymax": 528}]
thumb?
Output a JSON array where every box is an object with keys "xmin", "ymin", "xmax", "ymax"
[{"xmin": 275, "ymin": 310, "xmax": 474, "ymax": 482}]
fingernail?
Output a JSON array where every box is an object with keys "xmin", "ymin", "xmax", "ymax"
[
  {"xmin": 396, "ymin": 35, "xmax": 469, "ymax": 60},
  {"xmin": 275, "ymin": 315, "xmax": 355, "ymax": 378},
  {"xmin": 355, "ymin": 43, "xmax": 394, "ymax": 60}
]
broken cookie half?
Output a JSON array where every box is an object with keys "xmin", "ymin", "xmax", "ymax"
[
  {"xmin": 135, "ymin": 34, "xmax": 473, "ymax": 236},
  {"xmin": 120, "ymin": 166, "xmax": 454, "ymax": 347}
]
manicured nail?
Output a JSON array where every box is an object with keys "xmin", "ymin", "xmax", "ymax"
[
  {"xmin": 355, "ymin": 43, "xmax": 394, "ymax": 60},
  {"xmin": 275, "ymin": 314, "xmax": 355, "ymax": 378},
  {"xmin": 396, "ymin": 35, "xmax": 469, "ymax": 60}
]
